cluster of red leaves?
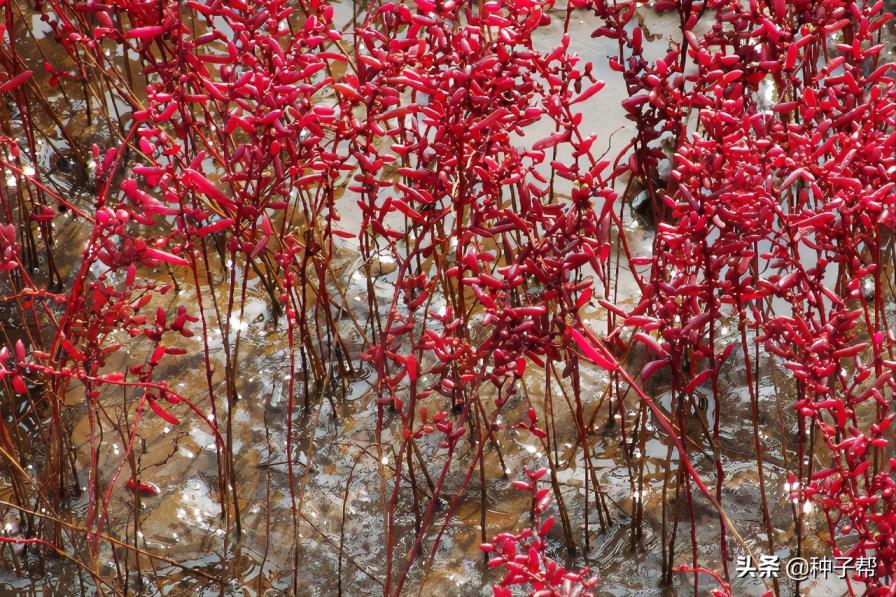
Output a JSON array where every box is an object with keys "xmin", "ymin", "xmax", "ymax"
[
  {"xmin": 3, "ymin": 0, "xmax": 619, "ymax": 589},
  {"xmin": 587, "ymin": 0, "xmax": 896, "ymax": 593},
  {"xmin": 0, "ymin": 0, "xmax": 894, "ymax": 593},
  {"xmin": 482, "ymin": 467, "xmax": 599, "ymax": 597}
]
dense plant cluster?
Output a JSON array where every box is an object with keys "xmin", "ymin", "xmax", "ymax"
[
  {"xmin": 482, "ymin": 467, "xmax": 599, "ymax": 596},
  {"xmin": 0, "ymin": 0, "xmax": 893, "ymax": 594},
  {"xmin": 607, "ymin": 1, "xmax": 896, "ymax": 594}
]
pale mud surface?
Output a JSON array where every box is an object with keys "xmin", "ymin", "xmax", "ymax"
[{"xmin": 0, "ymin": 3, "xmax": 892, "ymax": 596}]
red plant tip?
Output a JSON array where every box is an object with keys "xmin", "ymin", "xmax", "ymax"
[{"xmin": 125, "ymin": 479, "xmax": 162, "ymax": 496}]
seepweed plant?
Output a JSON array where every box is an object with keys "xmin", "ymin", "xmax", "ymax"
[
  {"xmin": 0, "ymin": 0, "xmax": 892, "ymax": 595},
  {"xmin": 594, "ymin": 1, "xmax": 896, "ymax": 594}
]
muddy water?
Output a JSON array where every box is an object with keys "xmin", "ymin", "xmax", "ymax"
[{"xmin": 0, "ymin": 4, "xmax": 892, "ymax": 597}]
